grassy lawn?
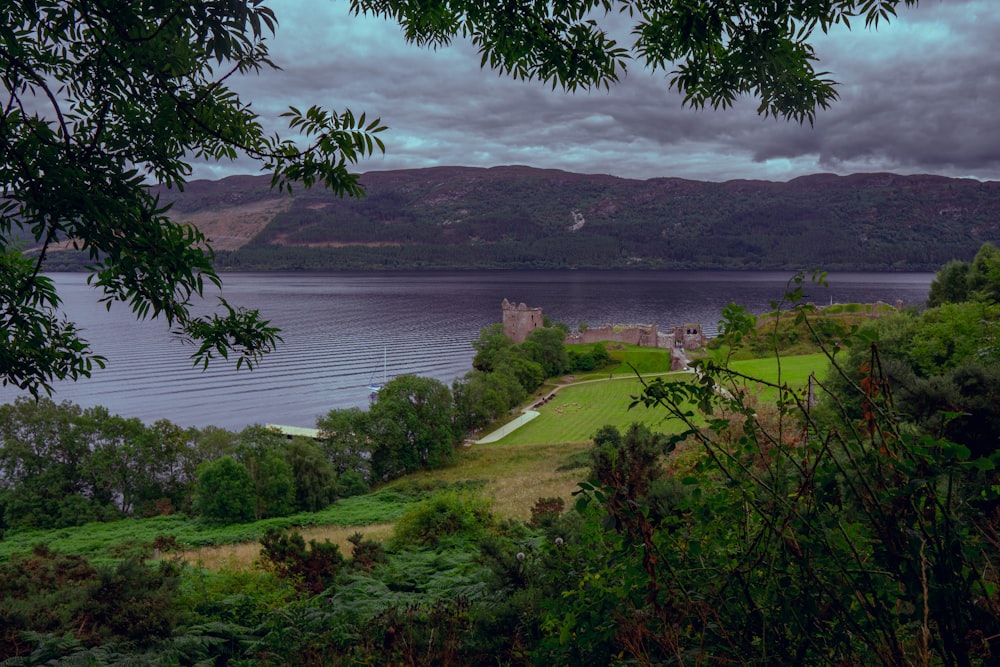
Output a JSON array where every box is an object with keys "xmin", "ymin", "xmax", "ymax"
[
  {"xmin": 493, "ymin": 352, "xmax": 830, "ymax": 446},
  {"xmin": 567, "ymin": 342, "xmax": 674, "ymax": 378},
  {"xmin": 729, "ymin": 352, "xmax": 829, "ymax": 385},
  {"xmin": 496, "ymin": 374, "xmax": 690, "ymax": 445},
  {"xmin": 726, "ymin": 353, "xmax": 830, "ymax": 402}
]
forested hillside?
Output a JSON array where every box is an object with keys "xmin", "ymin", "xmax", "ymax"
[{"xmin": 51, "ymin": 167, "xmax": 1000, "ymax": 271}]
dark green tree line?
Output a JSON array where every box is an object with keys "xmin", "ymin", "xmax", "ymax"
[
  {"xmin": 0, "ymin": 399, "xmax": 346, "ymax": 528},
  {"xmin": 457, "ymin": 321, "xmax": 612, "ymax": 432}
]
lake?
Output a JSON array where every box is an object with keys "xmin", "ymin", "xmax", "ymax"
[{"xmin": 0, "ymin": 271, "xmax": 933, "ymax": 431}]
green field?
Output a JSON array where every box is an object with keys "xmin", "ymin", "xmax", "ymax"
[
  {"xmin": 729, "ymin": 352, "xmax": 829, "ymax": 390},
  {"xmin": 492, "ymin": 353, "xmax": 829, "ymax": 445},
  {"xmin": 496, "ymin": 375, "xmax": 686, "ymax": 445}
]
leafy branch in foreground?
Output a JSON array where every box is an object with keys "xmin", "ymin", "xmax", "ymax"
[{"xmin": 1, "ymin": 1, "xmax": 386, "ymax": 393}]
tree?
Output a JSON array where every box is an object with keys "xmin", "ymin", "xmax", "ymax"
[
  {"xmin": 928, "ymin": 243, "xmax": 1000, "ymax": 307},
  {"xmin": 235, "ymin": 425, "xmax": 296, "ymax": 519},
  {"xmin": 523, "ymin": 327, "xmax": 571, "ymax": 378},
  {"xmin": 968, "ymin": 242, "xmax": 1000, "ymax": 303},
  {"xmin": 589, "ymin": 423, "xmax": 669, "ymax": 513},
  {"xmin": 472, "ymin": 323, "xmax": 514, "ymax": 372},
  {"xmin": 0, "ymin": 398, "xmax": 97, "ymax": 529},
  {"xmin": 317, "ymin": 407, "xmax": 374, "ymax": 481},
  {"xmin": 193, "ymin": 456, "xmax": 255, "ymax": 523},
  {"xmin": 816, "ymin": 299, "xmax": 1000, "ymax": 457},
  {"xmin": 493, "ymin": 347, "xmax": 546, "ymax": 393},
  {"xmin": 452, "ymin": 368, "xmax": 526, "ymax": 432},
  {"xmin": 369, "ymin": 375, "xmax": 458, "ymax": 480},
  {"xmin": 77, "ymin": 407, "xmax": 153, "ymax": 516},
  {"xmin": 2, "ymin": 1, "xmax": 386, "ymax": 395},
  {"xmin": 927, "ymin": 259, "xmax": 972, "ymax": 307},
  {"xmin": 144, "ymin": 419, "xmax": 205, "ymax": 515},
  {"xmin": 283, "ymin": 437, "xmax": 338, "ymax": 512}
]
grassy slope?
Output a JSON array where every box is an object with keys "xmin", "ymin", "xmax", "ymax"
[
  {"xmin": 729, "ymin": 352, "xmax": 829, "ymax": 391},
  {"xmin": 0, "ymin": 350, "xmax": 828, "ymax": 567},
  {"xmin": 0, "ymin": 488, "xmax": 419, "ymax": 563}
]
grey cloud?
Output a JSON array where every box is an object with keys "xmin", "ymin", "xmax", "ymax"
[{"xmin": 189, "ymin": 0, "xmax": 1000, "ymax": 184}]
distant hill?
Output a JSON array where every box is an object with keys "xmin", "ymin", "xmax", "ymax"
[{"xmin": 55, "ymin": 166, "xmax": 1000, "ymax": 271}]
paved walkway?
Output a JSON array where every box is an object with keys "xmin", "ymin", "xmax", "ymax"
[{"xmin": 475, "ymin": 410, "xmax": 540, "ymax": 443}]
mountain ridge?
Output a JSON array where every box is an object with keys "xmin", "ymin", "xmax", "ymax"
[{"xmin": 133, "ymin": 166, "xmax": 1000, "ymax": 271}]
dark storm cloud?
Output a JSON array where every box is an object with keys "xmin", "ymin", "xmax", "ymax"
[
  {"xmin": 194, "ymin": 0, "xmax": 1000, "ymax": 183},
  {"xmin": 738, "ymin": 0, "xmax": 1000, "ymax": 178}
]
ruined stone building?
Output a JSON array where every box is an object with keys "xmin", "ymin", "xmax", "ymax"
[
  {"xmin": 667, "ymin": 324, "xmax": 706, "ymax": 351},
  {"xmin": 501, "ymin": 300, "xmax": 706, "ymax": 369},
  {"xmin": 501, "ymin": 298, "xmax": 544, "ymax": 344}
]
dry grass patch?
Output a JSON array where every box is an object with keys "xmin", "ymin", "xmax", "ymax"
[
  {"xmin": 180, "ymin": 541, "xmax": 262, "ymax": 572},
  {"xmin": 403, "ymin": 441, "xmax": 591, "ymax": 521},
  {"xmin": 180, "ymin": 522, "xmax": 396, "ymax": 572},
  {"xmin": 180, "ymin": 440, "xmax": 591, "ymax": 570}
]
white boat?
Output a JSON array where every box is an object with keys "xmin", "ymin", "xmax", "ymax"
[{"xmin": 368, "ymin": 346, "xmax": 387, "ymax": 401}]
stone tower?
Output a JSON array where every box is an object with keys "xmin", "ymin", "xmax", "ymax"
[{"xmin": 501, "ymin": 299, "xmax": 543, "ymax": 343}]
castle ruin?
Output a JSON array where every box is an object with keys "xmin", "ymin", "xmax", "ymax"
[
  {"xmin": 502, "ymin": 300, "xmax": 706, "ymax": 370},
  {"xmin": 502, "ymin": 298, "xmax": 544, "ymax": 344}
]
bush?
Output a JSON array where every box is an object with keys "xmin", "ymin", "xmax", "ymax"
[
  {"xmin": 259, "ymin": 528, "xmax": 345, "ymax": 595},
  {"xmin": 529, "ymin": 497, "xmax": 565, "ymax": 528},
  {"xmin": 337, "ymin": 469, "xmax": 371, "ymax": 498},
  {"xmin": 0, "ymin": 546, "xmax": 180, "ymax": 657},
  {"xmin": 392, "ymin": 491, "xmax": 495, "ymax": 548},
  {"xmin": 347, "ymin": 532, "xmax": 387, "ymax": 572}
]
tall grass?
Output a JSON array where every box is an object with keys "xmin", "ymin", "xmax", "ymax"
[{"xmin": 0, "ymin": 488, "xmax": 419, "ymax": 563}]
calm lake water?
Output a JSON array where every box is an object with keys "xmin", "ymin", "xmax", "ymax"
[{"xmin": 1, "ymin": 271, "xmax": 933, "ymax": 431}]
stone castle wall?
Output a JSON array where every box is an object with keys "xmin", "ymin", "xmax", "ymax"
[
  {"xmin": 564, "ymin": 324, "xmax": 660, "ymax": 348},
  {"xmin": 501, "ymin": 300, "xmax": 706, "ymax": 353},
  {"xmin": 502, "ymin": 298, "xmax": 544, "ymax": 344}
]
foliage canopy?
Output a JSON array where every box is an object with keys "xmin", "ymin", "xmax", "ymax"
[{"xmin": 353, "ymin": 0, "xmax": 918, "ymax": 123}]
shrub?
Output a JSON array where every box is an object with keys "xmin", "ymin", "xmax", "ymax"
[
  {"xmin": 259, "ymin": 528, "xmax": 345, "ymax": 594},
  {"xmin": 337, "ymin": 469, "xmax": 370, "ymax": 498},
  {"xmin": 347, "ymin": 532, "xmax": 387, "ymax": 572},
  {"xmin": 392, "ymin": 491, "xmax": 495, "ymax": 548},
  {"xmin": 0, "ymin": 546, "xmax": 180, "ymax": 657},
  {"xmin": 529, "ymin": 497, "xmax": 565, "ymax": 528}
]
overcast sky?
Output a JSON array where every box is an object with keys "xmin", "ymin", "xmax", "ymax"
[{"xmin": 197, "ymin": 0, "xmax": 1000, "ymax": 184}]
